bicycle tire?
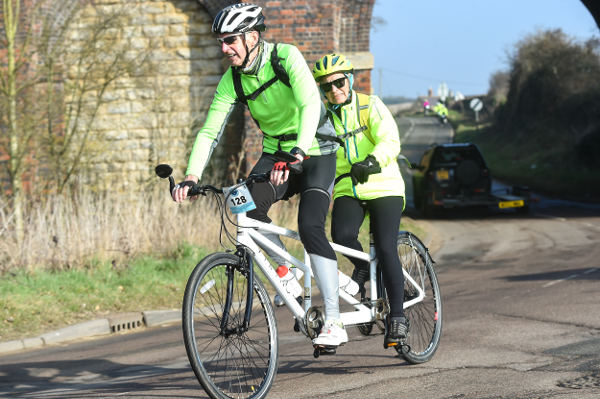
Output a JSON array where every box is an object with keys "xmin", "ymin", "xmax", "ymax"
[
  {"xmin": 397, "ymin": 232, "xmax": 443, "ymax": 363},
  {"xmin": 182, "ymin": 252, "xmax": 279, "ymax": 399}
]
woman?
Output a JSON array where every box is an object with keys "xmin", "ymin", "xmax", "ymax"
[{"xmin": 312, "ymin": 54, "xmax": 408, "ymax": 348}]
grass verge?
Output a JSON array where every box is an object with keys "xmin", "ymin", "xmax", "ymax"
[{"xmin": 0, "ymin": 243, "xmax": 208, "ymax": 342}]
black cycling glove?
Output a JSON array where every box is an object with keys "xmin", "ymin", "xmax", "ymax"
[
  {"xmin": 273, "ymin": 148, "xmax": 306, "ymax": 174},
  {"xmin": 350, "ymin": 155, "xmax": 381, "ymax": 185}
]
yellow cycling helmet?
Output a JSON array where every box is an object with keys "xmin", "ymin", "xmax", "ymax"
[{"xmin": 312, "ymin": 53, "xmax": 354, "ymax": 81}]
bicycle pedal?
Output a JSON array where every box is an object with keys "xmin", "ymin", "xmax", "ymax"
[
  {"xmin": 399, "ymin": 343, "xmax": 411, "ymax": 354},
  {"xmin": 313, "ymin": 345, "xmax": 337, "ymax": 358}
]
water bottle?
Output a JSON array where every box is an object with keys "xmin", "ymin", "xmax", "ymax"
[
  {"xmin": 276, "ymin": 265, "xmax": 303, "ymax": 298},
  {"xmin": 338, "ymin": 270, "xmax": 359, "ymax": 295}
]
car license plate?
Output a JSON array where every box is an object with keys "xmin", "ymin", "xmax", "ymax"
[
  {"xmin": 498, "ymin": 199, "xmax": 524, "ymax": 209},
  {"xmin": 435, "ymin": 170, "xmax": 449, "ymax": 180}
]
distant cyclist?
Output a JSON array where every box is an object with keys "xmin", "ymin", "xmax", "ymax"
[
  {"xmin": 171, "ymin": 3, "xmax": 348, "ymax": 348},
  {"xmin": 312, "ymin": 53, "xmax": 409, "ymax": 348},
  {"xmin": 433, "ymin": 100, "xmax": 448, "ymax": 123},
  {"xmin": 423, "ymin": 99, "xmax": 430, "ymax": 115}
]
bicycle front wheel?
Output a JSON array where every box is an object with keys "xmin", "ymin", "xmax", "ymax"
[
  {"xmin": 182, "ymin": 253, "xmax": 279, "ymax": 399},
  {"xmin": 398, "ymin": 232, "xmax": 442, "ymax": 363}
]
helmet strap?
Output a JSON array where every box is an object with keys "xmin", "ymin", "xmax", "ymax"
[
  {"xmin": 240, "ymin": 32, "xmax": 262, "ymax": 69},
  {"xmin": 344, "ymin": 73, "xmax": 354, "ymax": 91}
]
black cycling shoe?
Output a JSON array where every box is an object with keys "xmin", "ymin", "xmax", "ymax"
[
  {"xmin": 384, "ymin": 316, "xmax": 409, "ymax": 349},
  {"xmin": 352, "ymin": 267, "xmax": 369, "ymax": 300}
]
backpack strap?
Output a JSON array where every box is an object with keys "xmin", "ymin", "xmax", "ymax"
[
  {"xmin": 232, "ymin": 43, "xmax": 291, "ymax": 106},
  {"xmin": 232, "ymin": 68, "xmax": 247, "ymax": 105},
  {"xmin": 271, "ymin": 43, "xmax": 291, "ymax": 88}
]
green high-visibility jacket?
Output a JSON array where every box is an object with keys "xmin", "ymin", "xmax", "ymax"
[
  {"xmin": 186, "ymin": 42, "xmax": 337, "ymax": 179},
  {"xmin": 328, "ymin": 91, "xmax": 405, "ymax": 201},
  {"xmin": 433, "ymin": 103, "xmax": 448, "ymax": 116}
]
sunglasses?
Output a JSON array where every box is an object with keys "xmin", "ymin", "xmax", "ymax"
[
  {"xmin": 217, "ymin": 34, "xmax": 242, "ymax": 45},
  {"xmin": 320, "ymin": 77, "xmax": 346, "ymax": 93}
]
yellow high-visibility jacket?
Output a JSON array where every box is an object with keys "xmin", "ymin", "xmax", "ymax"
[{"xmin": 327, "ymin": 91, "xmax": 405, "ymax": 201}]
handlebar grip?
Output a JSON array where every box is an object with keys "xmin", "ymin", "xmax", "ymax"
[{"xmin": 187, "ymin": 186, "xmax": 204, "ymax": 197}]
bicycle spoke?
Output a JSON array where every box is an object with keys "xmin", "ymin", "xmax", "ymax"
[
  {"xmin": 183, "ymin": 254, "xmax": 278, "ymax": 398},
  {"xmin": 397, "ymin": 232, "xmax": 442, "ymax": 363}
]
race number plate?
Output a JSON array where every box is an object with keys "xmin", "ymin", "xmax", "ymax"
[
  {"xmin": 224, "ymin": 184, "xmax": 256, "ymax": 214},
  {"xmin": 498, "ymin": 199, "xmax": 525, "ymax": 209}
]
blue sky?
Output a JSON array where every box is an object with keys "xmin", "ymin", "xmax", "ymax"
[{"xmin": 370, "ymin": 0, "xmax": 599, "ymax": 99}]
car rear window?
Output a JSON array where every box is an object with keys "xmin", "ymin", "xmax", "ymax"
[{"xmin": 431, "ymin": 146, "xmax": 486, "ymax": 168}]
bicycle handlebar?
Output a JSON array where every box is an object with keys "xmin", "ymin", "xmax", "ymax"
[
  {"xmin": 154, "ymin": 163, "xmax": 270, "ymax": 198},
  {"xmin": 188, "ymin": 172, "xmax": 270, "ymax": 197}
]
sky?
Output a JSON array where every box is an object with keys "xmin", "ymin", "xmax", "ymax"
[{"xmin": 369, "ymin": 0, "xmax": 599, "ymax": 99}]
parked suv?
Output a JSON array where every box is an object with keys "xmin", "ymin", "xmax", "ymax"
[{"xmin": 412, "ymin": 143, "xmax": 493, "ymax": 217}]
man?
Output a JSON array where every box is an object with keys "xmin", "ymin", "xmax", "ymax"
[{"xmin": 172, "ymin": 4, "xmax": 348, "ymax": 347}]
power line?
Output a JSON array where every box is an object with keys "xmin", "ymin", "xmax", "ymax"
[{"xmin": 378, "ymin": 67, "xmax": 486, "ymax": 87}]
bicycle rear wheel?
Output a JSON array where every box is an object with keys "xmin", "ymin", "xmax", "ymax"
[
  {"xmin": 182, "ymin": 253, "xmax": 278, "ymax": 399},
  {"xmin": 397, "ymin": 232, "xmax": 442, "ymax": 363}
]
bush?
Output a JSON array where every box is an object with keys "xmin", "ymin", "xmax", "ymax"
[{"xmin": 492, "ymin": 29, "xmax": 600, "ymax": 169}]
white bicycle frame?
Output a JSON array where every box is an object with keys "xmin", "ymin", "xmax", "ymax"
[{"xmin": 233, "ymin": 209, "xmax": 426, "ymax": 333}]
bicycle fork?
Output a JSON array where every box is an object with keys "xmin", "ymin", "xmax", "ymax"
[{"xmin": 220, "ymin": 247, "xmax": 254, "ymax": 337}]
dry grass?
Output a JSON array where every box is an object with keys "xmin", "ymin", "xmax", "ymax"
[{"xmin": 0, "ymin": 184, "xmax": 308, "ymax": 273}]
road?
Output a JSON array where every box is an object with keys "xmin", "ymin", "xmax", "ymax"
[{"xmin": 1, "ymin": 117, "xmax": 599, "ymax": 398}]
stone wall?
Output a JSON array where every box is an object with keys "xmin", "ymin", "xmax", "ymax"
[
  {"xmin": 74, "ymin": 0, "xmax": 226, "ymax": 187},
  {"xmin": 1, "ymin": 0, "xmax": 375, "ymax": 190}
]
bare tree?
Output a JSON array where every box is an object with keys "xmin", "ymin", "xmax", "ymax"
[
  {"xmin": 1, "ymin": 1, "xmax": 152, "ymax": 242},
  {"xmin": 0, "ymin": 0, "xmax": 36, "ymax": 242}
]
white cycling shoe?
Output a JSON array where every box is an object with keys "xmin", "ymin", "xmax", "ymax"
[{"xmin": 312, "ymin": 319, "xmax": 348, "ymax": 347}]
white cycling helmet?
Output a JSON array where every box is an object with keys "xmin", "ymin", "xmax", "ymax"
[{"xmin": 212, "ymin": 3, "xmax": 266, "ymax": 34}]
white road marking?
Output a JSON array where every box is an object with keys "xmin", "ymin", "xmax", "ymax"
[{"xmin": 542, "ymin": 267, "xmax": 599, "ymax": 287}]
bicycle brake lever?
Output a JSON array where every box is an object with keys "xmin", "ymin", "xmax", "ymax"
[
  {"xmin": 187, "ymin": 185, "xmax": 206, "ymax": 197},
  {"xmin": 287, "ymin": 160, "xmax": 303, "ymax": 174}
]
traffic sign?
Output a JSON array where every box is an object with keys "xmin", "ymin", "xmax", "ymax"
[{"xmin": 470, "ymin": 98, "xmax": 483, "ymax": 112}]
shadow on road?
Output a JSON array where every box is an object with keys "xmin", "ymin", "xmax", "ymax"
[
  {"xmin": 503, "ymin": 267, "xmax": 600, "ymax": 282},
  {"xmin": 0, "ymin": 358, "xmax": 196, "ymax": 398}
]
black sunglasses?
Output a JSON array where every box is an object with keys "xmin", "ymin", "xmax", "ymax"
[
  {"xmin": 217, "ymin": 34, "xmax": 241, "ymax": 45},
  {"xmin": 320, "ymin": 77, "xmax": 347, "ymax": 93}
]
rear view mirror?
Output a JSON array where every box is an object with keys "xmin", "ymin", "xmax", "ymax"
[{"xmin": 155, "ymin": 164, "xmax": 173, "ymax": 179}]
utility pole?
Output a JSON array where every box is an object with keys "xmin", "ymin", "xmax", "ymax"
[{"xmin": 378, "ymin": 68, "xmax": 383, "ymax": 97}]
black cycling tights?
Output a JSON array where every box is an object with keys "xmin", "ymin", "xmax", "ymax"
[
  {"xmin": 331, "ymin": 195, "xmax": 405, "ymax": 318},
  {"xmin": 247, "ymin": 153, "xmax": 337, "ymax": 261}
]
